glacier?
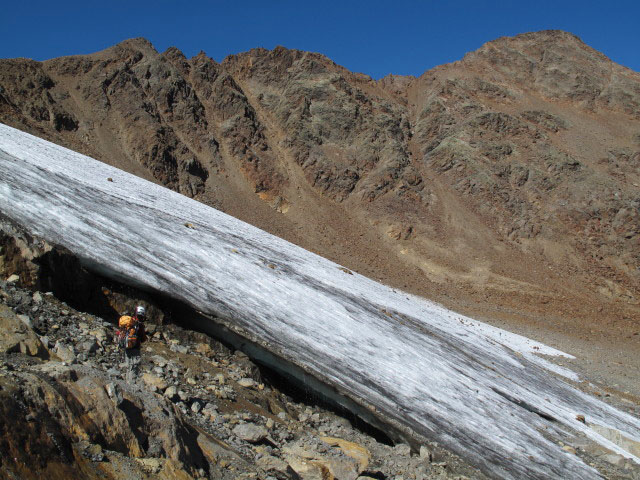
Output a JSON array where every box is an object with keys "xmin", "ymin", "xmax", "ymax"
[{"xmin": 0, "ymin": 123, "xmax": 638, "ymax": 479}]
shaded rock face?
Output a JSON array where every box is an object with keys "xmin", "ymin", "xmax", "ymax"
[{"xmin": 1, "ymin": 30, "xmax": 639, "ymax": 336}]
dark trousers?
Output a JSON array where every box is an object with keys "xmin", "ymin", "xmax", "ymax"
[{"xmin": 124, "ymin": 347, "xmax": 141, "ymax": 383}]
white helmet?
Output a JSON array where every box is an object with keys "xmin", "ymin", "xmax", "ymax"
[{"xmin": 135, "ymin": 305, "xmax": 146, "ymax": 318}]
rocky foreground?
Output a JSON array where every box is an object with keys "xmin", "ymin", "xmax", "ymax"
[
  {"xmin": 1, "ymin": 273, "xmax": 639, "ymax": 480},
  {"xmin": 0, "ymin": 274, "xmax": 487, "ymax": 480}
]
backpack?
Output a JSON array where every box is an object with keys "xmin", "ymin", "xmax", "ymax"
[{"xmin": 116, "ymin": 316, "xmax": 141, "ymax": 349}]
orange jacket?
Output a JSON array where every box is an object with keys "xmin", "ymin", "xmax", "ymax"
[{"xmin": 118, "ymin": 315, "xmax": 147, "ymax": 347}]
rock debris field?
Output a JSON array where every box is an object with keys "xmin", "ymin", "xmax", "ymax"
[
  {"xmin": 0, "ymin": 277, "xmax": 489, "ymax": 480},
  {"xmin": 1, "ymin": 276, "xmax": 639, "ymax": 480}
]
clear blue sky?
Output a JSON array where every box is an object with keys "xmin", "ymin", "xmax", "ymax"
[{"xmin": 2, "ymin": 0, "xmax": 638, "ymax": 79}]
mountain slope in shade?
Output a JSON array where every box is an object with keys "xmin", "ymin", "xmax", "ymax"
[
  {"xmin": 0, "ymin": 30, "xmax": 639, "ymax": 394},
  {"xmin": 1, "ymin": 123, "xmax": 639, "ymax": 479}
]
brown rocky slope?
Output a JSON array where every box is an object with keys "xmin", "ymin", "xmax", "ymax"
[{"xmin": 0, "ymin": 30, "xmax": 638, "ymax": 393}]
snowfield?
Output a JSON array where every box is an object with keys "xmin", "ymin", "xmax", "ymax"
[{"xmin": 0, "ymin": 123, "xmax": 638, "ymax": 479}]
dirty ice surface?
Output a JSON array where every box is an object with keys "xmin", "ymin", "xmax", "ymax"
[{"xmin": 1, "ymin": 124, "xmax": 639, "ymax": 479}]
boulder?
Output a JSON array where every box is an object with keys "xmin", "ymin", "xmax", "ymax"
[
  {"xmin": 320, "ymin": 436, "xmax": 371, "ymax": 471},
  {"xmin": 257, "ymin": 454, "xmax": 290, "ymax": 475},
  {"xmin": 142, "ymin": 373, "xmax": 168, "ymax": 392},
  {"xmin": 54, "ymin": 342, "xmax": 76, "ymax": 363},
  {"xmin": 164, "ymin": 385, "xmax": 179, "ymax": 402},
  {"xmin": 393, "ymin": 443, "xmax": 412, "ymax": 456},
  {"xmin": 195, "ymin": 342, "xmax": 212, "ymax": 355},
  {"xmin": 233, "ymin": 423, "xmax": 268, "ymax": 443},
  {"xmin": 237, "ymin": 377, "xmax": 257, "ymax": 389},
  {"xmin": 201, "ymin": 403, "xmax": 218, "ymax": 420},
  {"xmin": 178, "ymin": 390, "xmax": 189, "ymax": 402},
  {"xmin": 284, "ymin": 441, "xmax": 361, "ymax": 480},
  {"xmin": 104, "ymin": 382, "xmax": 123, "ymax": 405},
  {"xmin": 151, "ymin": 355, "xmax": 168, "ymax": 367},
  {"xmin": 419, "ymin": 445, "xmax": 433, "ymax": 462},
  {"xmin": 601, "ymin": 453, "xmax": 626, "ymax": 467},
  {"xmin": 80, "ymin": 339, "xmax": 99, "ymax": 354},
  {"xmin": 17, "ymin": 314, "xmax": 32, "ymax": 329},
  {"xmin": 0, "ymin": 304, "xmax": 48, "ymax": 358}
]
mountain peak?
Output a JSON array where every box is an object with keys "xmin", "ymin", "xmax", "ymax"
[{"xmin": 115, "ymin": 37, "xmax": 156, "ymax": 51}]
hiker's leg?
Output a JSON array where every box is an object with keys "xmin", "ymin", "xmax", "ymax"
[
  {"xmin": 132, "ymin": 349, "xmax": 141, "ymax": 377},
  {"xmin": 124, "ymin": 350, "xmax": 132, "ymax": 383},
  {"xmin": 126, "ymin": 348, "xmax": 141, "ymax": 383}
]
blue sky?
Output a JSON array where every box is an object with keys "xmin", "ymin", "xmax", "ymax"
[{"xmin": 2, "ymin": 1, "xmax": 638, "ymax": 79}]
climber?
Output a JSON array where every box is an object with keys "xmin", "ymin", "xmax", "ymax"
[{"xmin": 117, "ymin": 305, "xmax": 148, "ymax": 383}]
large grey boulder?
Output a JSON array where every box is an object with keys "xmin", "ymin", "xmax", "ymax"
[{"xmin": 233, "ymin": 423, "xmax": 268, "ymax": 443}]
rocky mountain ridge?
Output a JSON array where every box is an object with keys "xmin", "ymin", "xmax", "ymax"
[{"xmin": 0, "ymin": 29, "xmax": 639, "ymax": 401}]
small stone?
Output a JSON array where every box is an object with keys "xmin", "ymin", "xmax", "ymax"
[
  {"xmin": 233, "ymin": 423, "xmax": 268, "ymax": 443},
  {"xmin": 85, "ymin": 443, "xmax": 104, "ymax": 462},
  {"xmin": 178, "ymin": 390, "xmax": 189, "ymax": 402},
  {"xmin": 562, "ymin": 446, "xmax": 576, "ymax": 454},
  {"xmin": 105, "ymin": 383, "xmax": 123, "ymax": 405},
  {"xmin": 601, "ymin": 453, "xmax": 626, "ymax": 467},
  {"xmin": 298, "ymin": 413, "xmax": 309, "ymax": 423},
  {"xmin": 394, "ymin": 443, "xmax": 411, "ymax": 456},
  {"xmin": 17, "ymin": 314, "xmax": 33, "ymax": 329},
  {"xmin": 81, "ymin": 340, "xmax": 99, "ymax": 354},
  {"xmin": 266, "ymin": 418, "xmax": 275, "ymax": 429},
  {"xmin": 164, "ymin": 386, "xmax": 179, "ymax": 402},
  {"xmin": 191, "ymin": 401, "xmax": 202, "ymax": 413},
  {"xmin": 32, "ymin": 292, "xmax": 43, "ymax": 304},
  {"xmin": 187, "ymin": 377, "xmax": 197, "ymax": 385},
  {"xmin": 257, "ymin": 455, "xmax": 289, "ymax": 475},
  {"xmin": 136, "ymin": 458, "xmax": 163, "ymax": 473},
  {"xmin": 195, "ymin": 343, "xmax": 212, "ymax": 355},
  {"xmin": 576, "ymin": 415, "xmax": 586, "ymax": 423},
  {"xmin": 215, "ymin": 373, "xmax": 225, "ymax": 385},
  {"xmin": 238, "ymin": 378, "xmax": 257, "ymax": 389},
  {"xmin": 277, "ymin": 412, "xmax": 287, "ymax": 421},
  {"xmin": 54, "ymin": 342, "xmax": 76, "ymax": 363},
  {"xmin": 419, "ymin": 446, "xmax": 433, "ymax": 462},
  {"xmin": 202, "ymin": 404, "xmax": 218, "ymax": 420},
  {"xmin": 6, "ymin": 275, "xmax": 19, "ymax": 284},
  {"xmin": 170, "ymin": 344, "xmax": 188, "ymax": 354},
  {"xmin": 151, "ymin": 355, "xmax": 168, "ymax": 367},
  {"xmin": 141, "ymin": 373, "xmax": 168, "ymax": 392}
]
